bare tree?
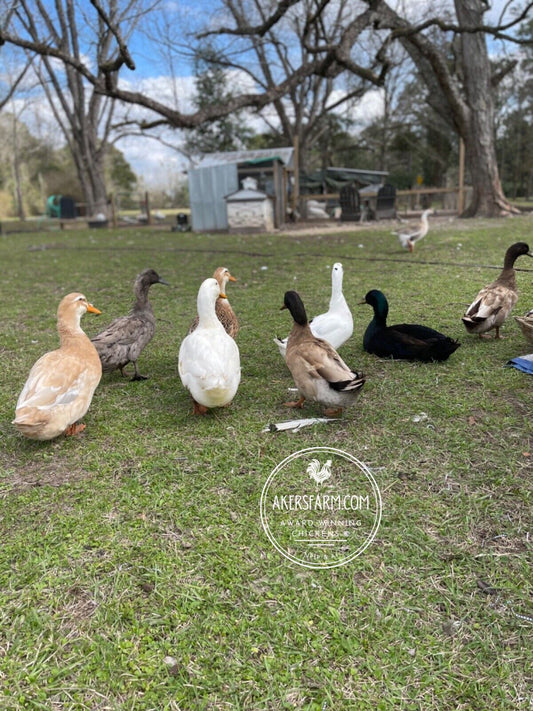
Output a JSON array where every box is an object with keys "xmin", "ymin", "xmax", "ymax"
[
  {"xmin": 0, "ymin": 0, "xmax": 150, "ymax": 217},
  {"xmin": 0, "ymin": 1, "xmax": 384, "ymax": 126},
  {"xmin": 365, "ymin": 0, "xmax": 532, "ymax": 215},
  {"xmin": 187, "ymin": 0, "xmax": 385, "ymax": 174},
  {"xmin": 1, "ymin": 0, "xmax": 531, "ymax": 216}
]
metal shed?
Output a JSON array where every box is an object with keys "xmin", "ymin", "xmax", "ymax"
[{"xmin": 188, "ymin": 148, "xmax": 294, "ymax": 232}]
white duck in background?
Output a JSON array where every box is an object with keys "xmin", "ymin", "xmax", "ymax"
[
  {"xmin": 274, "ymin": 263, "xmax": 353, "ymax": 357},
  {"xmin": 13, "ymin": 293, "xmax": 102, "ymax": 440},
  {"xmin": 392, "ymin": 208, "xmax": 434, "ymax": 252},
  {"xmin": 179, "ymin": 278, "xmax": 241, "ymax": 415}
]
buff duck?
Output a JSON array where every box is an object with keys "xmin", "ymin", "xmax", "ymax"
[
  {"xmin": 514, "ymin": 309, "xmax": 533, "ymax": 348},
  {"xmin": 392, "ymin": 209, "xmax": 434, "ymax": 252},
  {"xmin": 275, "ymin": 263, "xmax": 353, "ymax": 357},
  {"xmin": 91, "ymin": 268, "xmax": 168, "ymax": 379},
  {"xmin": 462, "ymin": 242, "xmax": 532, "ymax": 338},
  {"xmin": 282, "ymin": 290, "xmax": 365, "ymax": 416},
  {"xmin": 362, "ymin": 290, "xmax": 460, "ymax": 361},
  {"xmin": 179, "ymin": 278, "xmax": 241, "ymax": 415},
  {"xmin": 12, "ymin": 293, "xmax": 102, "ymax": 440},
  {"xmin": 188, "ymin": 267, "xmax": 238, "ymax": 338}
]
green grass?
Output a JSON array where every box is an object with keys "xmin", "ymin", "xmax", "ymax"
[{"xmin": 0, "ymin": 217, "xmax": 532, "ymax": 710}]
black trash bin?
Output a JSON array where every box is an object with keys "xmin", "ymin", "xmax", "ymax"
[{"xmin": 173, "ymin": 213, "xmax": 190, "ymax": 232}]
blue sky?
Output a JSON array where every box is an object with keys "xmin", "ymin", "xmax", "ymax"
[
  {"xmin": 110, "ymin": 0, "xmax": 522, "ymax": 189},
  {"xmin": 7, "ymin": 0, "xmax": 520, "ymax": 192}
]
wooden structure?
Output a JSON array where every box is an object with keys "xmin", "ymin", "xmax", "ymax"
[
  {"xmin": 339, "ymin": 183, "xmax": 362, "ymax": 222},
  {"xmin": 187, "ymin": 148, "xmax": 294, "ymax": 232}
]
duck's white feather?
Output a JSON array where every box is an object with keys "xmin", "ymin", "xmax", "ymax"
[
  {"xmin": 392, "ymin": 209, "xmax": 433, "ymax": 250},
  {"xmin": 179, "ymin": 278, "xmax": 240, "ymax": 410},
  {"xmin": 276, "ymin": 263, "xmax": 353, "ymax": 357}
]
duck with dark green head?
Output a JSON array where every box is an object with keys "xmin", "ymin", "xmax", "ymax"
[
  {"xmin": 281, "ymin": 290, "xmax": 365, "ymax": 416},
  {"xmin": 361, "ymin": 290, "xmax": 460, "ymax": 361}
]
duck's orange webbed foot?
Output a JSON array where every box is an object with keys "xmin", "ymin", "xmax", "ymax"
[
  {"xmin": 284, "ymin": 396, "xmax": 305, "ymax": 409},
  {"xmin": 64, "ymin": 423, "xmax": 86, "ymax": 436},
  {"xmin": 324, "ymin": 407, "xmax": 343, "ymax": 417},
  {"xmin": 192, "ymin": 400, "xmax": 208, "ymax": 415}
]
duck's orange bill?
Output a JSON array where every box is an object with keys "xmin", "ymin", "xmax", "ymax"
[
  {"xmin": 219, "ymin": 293, "xmax": 227, "ymax": 299},
  {"xmin": 87, "ymin": 303, "xmax": 102, "ymax": 315},
  {"xmin": 228, "ymin": 275, "xmax": 237, "ymax": 282}
]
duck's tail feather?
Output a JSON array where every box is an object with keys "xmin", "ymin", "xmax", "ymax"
[
  {"xmin": 329, "ymin": 372, "xmax": 365, "ymax": 393},
  {"xmin": 273, "ymin": 336, "xmax": 287, "ymax": 357},
  {"xmin": 426, "ymin": 337, "xmax": 461, "ymax": 361}
]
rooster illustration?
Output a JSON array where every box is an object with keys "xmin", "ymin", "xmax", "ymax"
[{"xmin": 307, "ymin": 458, "xmax": 332, "ymax": 486}]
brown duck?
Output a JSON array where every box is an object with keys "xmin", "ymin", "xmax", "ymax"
[
  {"xmin": 13, "ymin": 293, "xmax": 102, "ymax": 440},
  {"xmin": 188, "ymin": 267, "xmax": 238, "ymax": 338},
  {"xmin": 282, "ymin": 290, "xmax": 365, "ymax": 416},
  {"xmin": 514, "ymin": 308, "xmax": 533, "ymax": 348},
  {"xmin": 91, "ymin": 268, "xmax": 168, "ymax": 379},
  {"xmin": 462, "ymin": 242, "xmax": 532, "ymax": 338}
]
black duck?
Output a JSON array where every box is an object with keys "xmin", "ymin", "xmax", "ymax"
[{"xmin": 362, "ymin": 290, "xmax": 460, "ymax": 361}]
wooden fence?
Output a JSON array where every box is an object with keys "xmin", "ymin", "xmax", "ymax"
[{"xmin": 300, "ymin": 186, "xmax": 472, "ymax": 218}]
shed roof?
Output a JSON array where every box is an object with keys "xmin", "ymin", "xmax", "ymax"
[
  {"xmin": 192, "ymin": 147, "xmax": 294, "ymax": 169},
  {"xmin": 225, "ymin": 187, "xmax": 270, "ymax": 202}
]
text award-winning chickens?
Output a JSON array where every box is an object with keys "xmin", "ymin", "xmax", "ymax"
[{"xmin": 260, "ymin": 447, "xmax": 382, "ymax": 569}]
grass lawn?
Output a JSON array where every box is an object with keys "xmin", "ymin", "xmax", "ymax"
[{"xmin": 0, "ymin": 215, "xmax": 532, "ymax": 710}]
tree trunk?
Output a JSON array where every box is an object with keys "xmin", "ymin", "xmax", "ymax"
[
  {"xmin": 75, "ymin": 160, "xmax": 108, "ymax": 217},
  {"xmin": 373, "ymin": 0, "xmax": 518, "ymax": 217},
  {"xmin": 69, "ymin": 135, "xmax": 108, "ymax": 217},
  {"xmin": 454, "ymin": 0, "xmax": 517, "ymax": 216},
  {"xmin": 10, "ymin": 115, "xmax": 25, "ymax": 220}
]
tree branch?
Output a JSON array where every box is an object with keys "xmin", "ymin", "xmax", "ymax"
[
  {"xmin": 0, "ymin": 58, "xmax": 34, "ymax": 110},
  {"xmin": 196, "ymin": 0, "xmax": 303, "ymax": 39},
  {"xmin": 386, "ymin": 2, "xmax": 533, "ymax": 45},
  {"xmin": 89, "ymin": 0, "xmax": 136, "ymax": 71}
]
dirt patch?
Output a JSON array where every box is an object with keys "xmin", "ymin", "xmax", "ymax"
[{"xmin": 0, "ymin": 453, "xmax": 93, "ymax": 495}]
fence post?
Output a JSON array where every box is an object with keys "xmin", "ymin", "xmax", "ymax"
[
  {"xmin": 145, "ymin": 191, "xmax": 152, "ymax": 225},
  {"xmin": 110, "ymin": 193, "xmax": 117, "ymax": 228},
  {"xmin": 458, "ymin": 139, "xmax": 465, "ymax": 215}
]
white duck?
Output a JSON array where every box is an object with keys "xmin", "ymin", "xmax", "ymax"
[
  {"xmin": 13, "ymin": 293, "xmax": 102, "ymax": 440},
  {"xmin": 188, "ymin": 267, "xmax": 238, "ymax": 338},
  {"xmin": 392, "ymin": 209, "xmax": 434, "ymax": 252},
  {"xmin": 179, "ymin": 278, "xmax": 241, "ymax": 415},
  {"xmin": 274, "ymin": 263, "xmax": 353, "ymax": 357}
]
